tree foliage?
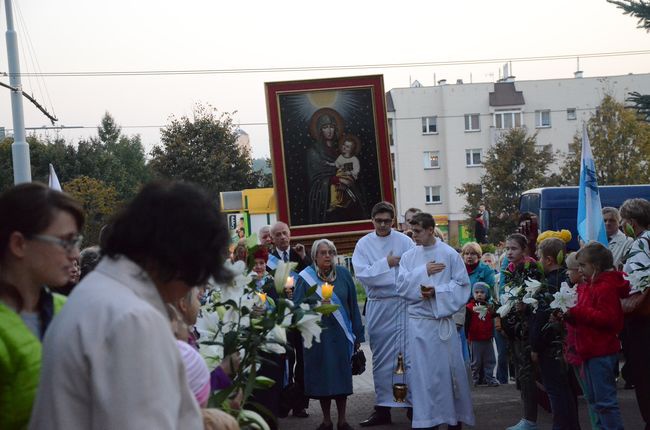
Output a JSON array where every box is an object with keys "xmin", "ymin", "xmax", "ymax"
[
  {"xmin": 608, "ymin": 0, "xmax": 650, "ymax": 31},
  {"xmin": 63, "ymin": 176, "xmax": 120, "ymax": 246},
  {"xmin": 559, "ymin": 95, "xmax": 650, "ymax": 185},
  {"xmin": 457, "ymin": 128, "xmax": 559, "ymax": 242},
  {"xmin": 149, "ymin": 104, "xmax": 262, "ymax": 199}
]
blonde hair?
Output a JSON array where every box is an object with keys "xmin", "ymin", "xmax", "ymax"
[
  {"xmin": 202, "ymin": 408, "xmax": 238, "ymax": 430},
  {"xmin": 461, "ymin": 242, "xmax": 482, "ymax": 257}
]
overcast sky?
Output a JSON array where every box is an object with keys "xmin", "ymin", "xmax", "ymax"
[{"xmin": 1, "ymin": 0, "xmax": 649, "ymax": 158}]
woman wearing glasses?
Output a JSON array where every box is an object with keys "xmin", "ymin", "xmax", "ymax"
[{"xmin": 0, "ymin": 182, "xmax": 84, "ymax": 430}]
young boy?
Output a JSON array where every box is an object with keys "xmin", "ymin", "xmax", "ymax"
[
  {"xmin": 566, "ymin": 242, "xmax": 629, "ymax": 430},
  {"xmin": 465, "ymin": 282, "xmax": 500, "ymax": 387},
  {"xmin": 328, "ymin": 134, "xmax": 361, "ymax": 210},
  {"xmin": 531, "ymin": 237, "xmax": 580, "ymax": 430}
]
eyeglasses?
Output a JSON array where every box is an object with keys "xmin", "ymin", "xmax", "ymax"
[
  {"xmin": 30, "ymin": 234, "xmax": 83, "ymax": 253},
  {"xmin": 373, "ymin": 218, "xmax": 393, "ymax": 225}
]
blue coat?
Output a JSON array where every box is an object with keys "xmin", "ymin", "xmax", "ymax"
[
  {"xmin": 468, "ymin": 262, "xmax": 496, "ymax": 294},
  {"xmin": 293, "ymin": 265, "xmax": 365, "ymax": 398}
]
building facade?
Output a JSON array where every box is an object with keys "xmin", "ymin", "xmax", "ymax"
[{"xmin": 387, "ymin": 73, "xmax": 650, "ymax": 242}]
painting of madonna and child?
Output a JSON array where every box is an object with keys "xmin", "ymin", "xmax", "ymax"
[{"xmin": 265, "ymin": 75, "xmax": 394, "ymax": 237}]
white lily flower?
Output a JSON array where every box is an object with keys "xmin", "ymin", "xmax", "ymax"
[
  {"xmin": 497, "ymin": 299, "xmax": 515, "ymax": 317},
  {"xmin": 296, "ymin": 313, "xmax": 322, "ymax": 348},
  {"xmin": 473, "ymin": 304, "xmax": 488, "ymax": 320},
  {"xmin": 524, "ymin": 278, "xmax": 542, "ymax": 296},
  {"xmin": 261, "ymin": 325, "xmax": 287, "ymax": 354},
  {"xmin": 195, "ymin": 310, "xmax": 224, "ymax": 371},
  {"xmin": 300, "ymin": 303, "xmax": 310, "ymax": 312},
  {"xmin": 522, "ymin": 295, "xmax": 539, "ymax": 312},
  {"xmin": 274, "ymin": 260, "xmax": 298, "ymax": 294},
  {"xmin": 280, "ymin": 306, "xmax": 293, "ymax": 327},
  {"xmin": 550, "ymin": 282, "xmax": 578, "ymax": 312}
]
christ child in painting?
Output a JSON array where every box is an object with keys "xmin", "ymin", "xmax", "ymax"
[{"xmin": 327, "ymin": 134, "xmax": 361, "ymax": 211}]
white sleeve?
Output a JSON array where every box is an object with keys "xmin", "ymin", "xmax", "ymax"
[
  {"xmin": 351, "ymin": 157, "xmax": 360, "ymax": 178},
  {"xmin": 624, "ymin": 234, "xmax": 650, "ymax": 294},
  {"xmin": 397, "ymin": 253, "xmax": 429, "ymax": 304},
  {"xmin": 352, "ymin": 243, "xmax": 393, "ymax": 287},
  {"xmin": 92, "ymin": 311, "xmax": 200, "ymax": 429},
  {"xmin": 432, "ymin": 251, "xmax": 472, "ymax": 318}
]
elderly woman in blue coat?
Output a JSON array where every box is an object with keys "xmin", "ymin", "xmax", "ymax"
[{"xmin": 293, "ymin": 238, "xmax": 365, "ymax": 430}]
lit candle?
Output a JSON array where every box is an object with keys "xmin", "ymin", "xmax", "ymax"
[
  {"xmin": 257, "ymin": 292, "xmax": 267, "ymax": 303},
  {"xmin": 322, "ymin": 283, "xmax": 334, "ymax": 300},
  {"xmin": 285, "ymin": 276, "xmax": 295, "ymax": 289}
]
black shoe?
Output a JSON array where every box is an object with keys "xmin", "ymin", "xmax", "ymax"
[
  {"xmin": 359, "ymin": 411, "xmax": 391, "ymax": 427},
  {"xmin": 316, "ymin": 423, "xmax": 333, "ymax": 430},
  {"xmin": 293, "ymin": 409, "xmax": 309, "ymax": 418},
  {"xmin": 337, "ymin": 423, "xmax": 354, "ymax": 430}
]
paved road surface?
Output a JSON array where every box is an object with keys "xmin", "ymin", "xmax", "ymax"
[{"xmin": 279, "ymin": 343, "xmax": 644, "ymax": 430}]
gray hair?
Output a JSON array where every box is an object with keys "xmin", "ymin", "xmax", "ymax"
[
  {"xmin": 79, "ymin": 246, "xmax": 101, "ymax": 280},
  {"xmin": 311, "ymin": 238, "xmax": 337, "ymax": 261},
  {"xmin": 258, "ymin": 225, "xmax": 271, "ymax": 236},
  {"xmin": 602, "ymin": 207, "xmax": 621, "ymax": 223}
]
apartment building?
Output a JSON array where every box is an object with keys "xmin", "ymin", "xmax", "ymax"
[{"xmin": 386, "ymin": 72, "xmax": 650, "ymax": 241}]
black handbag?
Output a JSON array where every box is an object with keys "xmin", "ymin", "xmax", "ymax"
[{"xmin": 351, "ymin": 349, "xmax": 366, "ymax": 375}]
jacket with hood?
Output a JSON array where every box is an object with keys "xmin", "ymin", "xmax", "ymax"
[{"xmin": 567, "ymin": 271, "xmax": 630, "ymax": 361}]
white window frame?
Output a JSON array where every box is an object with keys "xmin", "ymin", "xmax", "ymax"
[
  {"xmin": 425, "ymin": 186, "xmax": 442, "ymax": 204},
  {"xmin": 465, "ymin": 149, "xmax": 482, "ymax": 167},
  {"xmin": 493, "ymin": 110, "xmax": 522, "ymax": 129},
  {"xmin": 423, "ymin": 151, "xmax": 440, "ymax": 169},
  {"xmin": 566, "ymin": 108, "xmax": 577, "ymax": 120},
  {"xmin": 464, "ymin": 113, "xmax": 480, "ymax": 132},
  {"xmin": 535, "ymin": 110, "xmax": 551, "ymax": 128},
  {"xmin": 421, "ymin": 116, "xmax": 438, "ymax": 134}
]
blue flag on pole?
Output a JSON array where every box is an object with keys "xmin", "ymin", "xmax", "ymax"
[{"xmin": 577, "ymin": 126, "xmax": 607, "ymax": 246}]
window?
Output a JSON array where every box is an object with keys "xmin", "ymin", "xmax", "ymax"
[
  {"xmin": 494, "ymin": 111, "xmax": 522, "ymax": 129},
  {"xmin": 425, "ymin": 186, "xmax": 441, "ymax": 204},
  {"xmin": 421, "ymin": 116, "xmax": 437, "ymax": 134},
  {"xmin": 535, "ymin": 110, "xmax": 551, "ymax": 128},
  {"xmin": 464, "ymin": 114, "xmax": 480, "ymax": 131},
  {"xmin": 423, "ymin": 151, "xmax": 440, "ymax": 169},
  {"xmin": 567, "ymin": 108, "xmax": 577, "ymax": 120},
  {"xmin": 465, "ymin": 149, "xmax": 482, "ymax": 166}
]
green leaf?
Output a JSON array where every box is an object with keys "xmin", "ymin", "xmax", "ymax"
[
  {"xmin": 208, "ymin": 386, "xmax": 235, "ymax": 408},
  {"xmin": 266, "ymin": 296, "xmax": 276, "ymax": 309},
  {"xmin": 556, "ymin": 250, "xmax": 564, "ymax": 266},
  {"xmin": 253, "ymin": 376, "xmax": 276, "ymax": 389},
  {"xmin": 314, "ymin": 304, "xmax": 340, "ymax": 316},
  {"xmin": 625, "ymin": 223, "xmax": 636, "ymax": 238},
  {"xmin": 306, "ymin": 285, "xmax": 318, "ymax": 298}
]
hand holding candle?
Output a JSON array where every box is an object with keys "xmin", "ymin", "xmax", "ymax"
[{"xmin": 322, "ymin": 282, "xmax": 334, "ymax": 303}]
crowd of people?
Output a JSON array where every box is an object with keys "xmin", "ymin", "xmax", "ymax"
[{"xmin": 1, "ymin": 178, "xmax": 649, "ymax": 430}]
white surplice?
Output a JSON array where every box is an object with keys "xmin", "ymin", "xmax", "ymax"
[
  {"xmin": 397, "ymin": 240, "xmax": 475, "ymax": 428},
  {"xmin": 352, "ymin": 230, "xmax": 415, "ymax": 407}
]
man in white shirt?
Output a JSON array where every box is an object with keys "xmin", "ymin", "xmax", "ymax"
[
  {"xmin": 30, "ymin": 182, "xmax": 233, "ymax": 430},
  {"xmin": 603, "ymin": 207, "xmax": 633, "ymax": 269},
  {"xmin": 353, "ymin": 202, "xmax": 415, "ymax": 426},
  {"xmin": 397, "ymin": 212, "xmax": 474, "ymax": 430}
]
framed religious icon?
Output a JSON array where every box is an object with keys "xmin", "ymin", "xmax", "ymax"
[{"xmin": 265, "ymin": 75, "xmax": 394, "ymax": 239}]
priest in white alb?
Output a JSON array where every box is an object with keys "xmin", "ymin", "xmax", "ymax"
[
  {"xmin": 397, "ymin": 212, "xmax": 475, "ymax": 430},
  {"xmin": 352, "ymin": 202, "xmax": 415, "ymax": 427}
]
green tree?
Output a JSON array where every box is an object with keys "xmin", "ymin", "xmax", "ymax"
[
  {"xmin": 63, "ymin": 176, "xmax": 119, "ymax": 246},
  {"xmin": 149, "ymin": 104, "xmax": 259, "ymax": 198},
  {"xmin": 608, "ymin": 0, "xmax": 650, "ymax": 31},
  {"xmin": 559, "ymin": 95, "xmax": 650, "ymax": 185},
  {"xmin": 608, "ymin": 1, "xmax": 650, "ymax": 121},
  {"xmin": 457, "ymin": 128, "xmax": 559, "ymax": 242}
]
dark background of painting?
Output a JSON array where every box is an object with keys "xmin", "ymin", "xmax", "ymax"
[{"xmin": 278, "ymin": 88, "xmax": 383, "ymax": 227}]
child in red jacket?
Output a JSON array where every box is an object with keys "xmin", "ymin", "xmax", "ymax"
[
  {"xmin": 466, "ymin": 282, "xmax": 499, "ymax": 387},
  {"xmin": 565, "ymin": 242, "xmax": 629, "ymax": 430}
]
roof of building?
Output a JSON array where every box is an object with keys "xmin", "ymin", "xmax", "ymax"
[{"xmin": 489, "ymin": 82, "xmax": 525, "ymax": 106}]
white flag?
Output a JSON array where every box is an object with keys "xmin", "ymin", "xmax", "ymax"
[{"xmin": 48, "ymin": 164, "xmax": 62, "ymax": 191}]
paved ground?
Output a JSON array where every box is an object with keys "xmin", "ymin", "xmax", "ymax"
[{"xmin": 279, "ymin": 343, "xmax": 645, "ymax": 430}]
